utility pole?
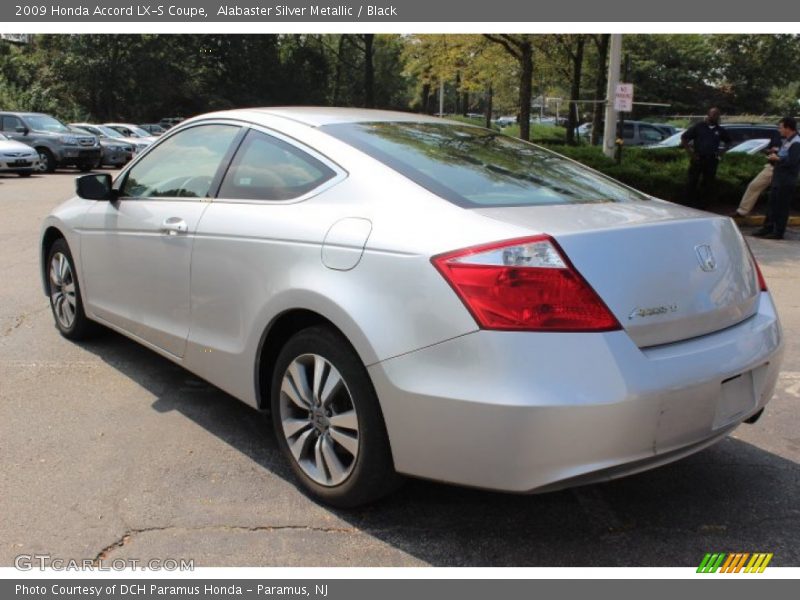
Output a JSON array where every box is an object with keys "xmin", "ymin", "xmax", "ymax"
[{"xmin": 603, "ymin": 34, "xmax": 622, "ymax": 159}]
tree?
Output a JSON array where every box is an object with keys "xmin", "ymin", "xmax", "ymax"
[{"xmin": 484, "ymin": 34, "xmax": 534, "ymax": 140}]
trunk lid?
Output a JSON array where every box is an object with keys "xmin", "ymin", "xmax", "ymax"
[{"xmin": 475, "ymin": 201, "xmax": 760, "ymax": 347}]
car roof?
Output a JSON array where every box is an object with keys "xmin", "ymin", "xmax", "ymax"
[
  {"xmin": 1, "ymin": 111, "xmax": 48, "ymax": 117},
  {"xmin": 188, "ymin": 107, "xmax": 447, "ymax": 128}
]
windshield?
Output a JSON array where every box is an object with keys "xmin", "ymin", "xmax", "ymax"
[
  {"xmin": 26, "ymin": 114, "xmax": 70, "ymax": 133},
  {"xmin": 323, "ymin": 122, "xmax": 648, "ymax": 207},
  {"xmin": 728, "ymin": 139, "xmax": 770, "ymax": 154},
  {"xmin": 127, "ymin": 125, "xmax": 152, "ymax": 137},
  {"xmin": 654, "ymin": 131, "xmax": 684, "ymax": 147},
  {"xmin": 95, "ymin": 125, "xmax": 125, "ymax": 138}
]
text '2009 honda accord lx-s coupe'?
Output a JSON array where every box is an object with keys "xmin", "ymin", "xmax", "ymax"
[{"xmin": 40, "ymin": 107, "xmax": 783, "ymax": 506}]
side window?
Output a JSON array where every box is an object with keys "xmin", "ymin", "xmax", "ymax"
[
  {"xmin": 218, "ymin": 130, "xmax": 336, "ymax": 201},
  {"xmin": 621, "ymin": 123, "xmax": 634, "ymax": 138},
  {"xmin": 2, "ymin": 116, "xmax": 23, "ymax": 132},
  {"xmin": 121, "ymin": 124, "xmax": 240, "ymax": 199},
  {"xmin": 640, "ymin": 125, "xmax": 665, "ymax": 143}
]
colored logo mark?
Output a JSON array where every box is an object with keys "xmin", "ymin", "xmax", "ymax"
[{"xmin": 697, "ymin": 552, "xmax": 773, "ymax": 573}]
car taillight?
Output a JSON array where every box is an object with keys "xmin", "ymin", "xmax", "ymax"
[
  {"xmin": 432, "ymin": 235, "xmax": 621, "ymax": 332},
  {"xmin": 746, "ymin": 246, "xmax": 768, "ymax": 292}
]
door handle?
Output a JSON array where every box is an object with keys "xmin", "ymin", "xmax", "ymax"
[{"xmin": 161, "ymin": 217, "xmax": 188, "ymax": 235}]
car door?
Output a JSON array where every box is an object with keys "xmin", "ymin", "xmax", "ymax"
[
  {"xmin": 80, "ymin": 122, "xmax": 243, "ymax": 357},
  {"xmin": 185, "ymin": 127, "xmax": 346, "ymax": 401}
]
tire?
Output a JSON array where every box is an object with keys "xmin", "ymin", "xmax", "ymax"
[
  {"xmin": 37, "ymin": 148, "xmax": 56, "ymax": 173},
  {"xmin": 271, "ymin": 326, "xmax": 401, "ymax": 507},
  {"xmin": 78, "ymin": 161, "xmax": 94, "ymax": 173},
  {"xmin": 46, "ymin": 238, "xmax": 95, "ymax": 340}
]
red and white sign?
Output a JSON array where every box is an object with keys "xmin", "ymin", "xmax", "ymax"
[{"xmin": 614, "ymin": 83, "xmax": 634, "ymax": 112}]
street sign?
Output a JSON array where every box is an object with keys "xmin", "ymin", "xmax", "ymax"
[{"xmin": 614, "ymin": 83, "xmax": 633, "ymax": 112}]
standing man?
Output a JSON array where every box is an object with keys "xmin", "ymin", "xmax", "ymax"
[
  {"xmin": 681, "ymin": 107, "xmax": 732, "ymax": 208},
  {"xmin": 753, "ymin": 117, "xmax": 800, "ymax": 240},
  {"xmin": 730, "ymin": 133, "xmax": 781, "ymax": 219}
]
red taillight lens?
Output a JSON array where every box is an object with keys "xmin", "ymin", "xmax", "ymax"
[
  {"xmin": 432, "ymin": 235, "xmax": 621, "ymax": 332},
  {"xmin": 744, "ymin": 242, "xmax": 768, "ymax": 292}
]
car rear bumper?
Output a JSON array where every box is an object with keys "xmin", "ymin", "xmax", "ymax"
[{"xmin": 368, "ymin": 292, "xmax": 783, "ymax": 492}]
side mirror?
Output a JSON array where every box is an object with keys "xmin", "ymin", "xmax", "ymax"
[
  {"xmin": 15, "ymin": 126, "xmax": 29, "ymax": 135},
  {"xmin": 76, "ymin": 173, "xmax": 115, "ymax": 201}
]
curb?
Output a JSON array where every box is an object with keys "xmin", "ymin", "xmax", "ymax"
[{"xmin": 731, "ymin": 215, "xmax": 800, "ymax": 226}]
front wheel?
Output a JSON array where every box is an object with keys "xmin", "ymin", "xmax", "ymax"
[
  {"xmin": 37, "ymin": 148, "xmax": 56, "ymax": 173},
  {"xmin": 271, "ymin": 326, "xmax": 400, "ymax": 507},
  {"xmin": 46, "ymin": 239, "xmax": 95, "ymax": 340}
]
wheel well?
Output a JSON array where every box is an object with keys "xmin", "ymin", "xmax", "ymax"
[
  {"xmin": 256, "ymin": 309, "xmax": 350, "ymax": 410},
  {"xmin": 41, "ymin": 227, "xmax": 65, "ymax": 294}
]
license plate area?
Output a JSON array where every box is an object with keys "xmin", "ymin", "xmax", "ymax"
[
  {"xmin": 11, "ymin": 159, "xmax": 30, "ymax": 166},
  {"xmin": 713, "ymin": 371, "xmax": 757, "ymax": 429}
]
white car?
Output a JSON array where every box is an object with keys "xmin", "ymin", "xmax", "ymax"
[
  {"xmin": 41, "ymin": 108, "xmax": 783, "ymax": 506},
  {"xmin": 0, "ymin": 133, "xmax": 39, "ymax": 176},
  {"xmin": 727, "ymin": 138, "xmax": 773, "ymax": 155}
]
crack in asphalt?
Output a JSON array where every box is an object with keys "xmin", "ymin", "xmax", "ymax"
[
  {"xmin": 93, "ymin": 524, "xmax": 359, "ymax": 563},
  {"xmin": 1, "ymin": 305, "xmax": 49, "ymax": 337}
]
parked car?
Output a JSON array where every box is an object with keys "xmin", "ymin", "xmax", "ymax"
[
  {"xmin": 642, "ymin": 130, "xmax": 687, "ymax": 149},
  {"xmin": 68, "ymin": 126, "xmax": 132, "ymax": 168},
  {"xmin": 646, "ymin": 124, "xmax": 779, "ymax": 152},
  {"xmin": 582, "ymin": 120, "xmax": 674, "ymax": 146},
  {"xmin": 723, "ymin": 124, "xmax": 780, "ymax": 148},
  {"xmin": 495, "ymin": 115, "xmax": 516, "ymax": 127},
  {"xmin": 70, "ymin": 123, "xmax": 149, "ymax": 155},
  {"xmin": 0, "ymin": 132, "xmax": 39, "ymax": 176},
  {"xmin": 41, "ymin": 108, "xmax": 783, "ymax": 507},
  {"xmin": 0, "ymin": 112, "xmax": 101, "ymax": 173},
  {"xmin": 139, "ymin": 123, "xmax": 166, "ymax": 136},
  {"xmin": 102, "ymin": 123, "xmax": 158, "ymax": 144},
  {"xmin": 159, "ymin": 117, "xmax": 185, "ymax": 129},
  {"xmin": 726, "ymin": 138, "xmax": 774, "ymax": 155}
]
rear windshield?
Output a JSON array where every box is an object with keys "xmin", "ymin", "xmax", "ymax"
[{"xmin": 323, "ymin": 122, "xmax": 649, "ymax": 207}]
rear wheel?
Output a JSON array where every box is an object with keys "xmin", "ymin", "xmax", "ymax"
[
  {"xmin": 46, "ymin": 238, "xmax": 94, "ymax": 340},
  {"xmin": 271, "ymin": 326, "xmax": 400, "ymax": 507}
]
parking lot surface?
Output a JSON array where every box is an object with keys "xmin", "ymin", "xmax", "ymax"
[{"xmin": 1, "ymin": 171, "xmax": 799, "ymax": 567}]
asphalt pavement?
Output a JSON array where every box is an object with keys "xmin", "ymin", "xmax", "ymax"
[{"xmin": 1, "ymin": 171, "xmax": 798, "ymax": 567}]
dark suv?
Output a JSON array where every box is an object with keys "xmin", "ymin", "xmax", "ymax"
[
  {"xmin": 723, "ymin": 124, "xmax": 780, "ymax": 148},
  {"xmin": 0, "ymin": 112, "xmax": 101, "ymax": 173}
]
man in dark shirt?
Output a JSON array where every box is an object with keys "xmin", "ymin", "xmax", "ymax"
[
  {"xmin": 753, "ymin": 116, "xmax": 800, "ymax": 240},
  {"xmin": 681, "ymin": 107, "xmax": 732, "ymax": 208}
]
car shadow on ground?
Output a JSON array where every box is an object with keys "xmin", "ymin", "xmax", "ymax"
[{"xmin": 76, "ymin": 327, "xmax": 800, "ymax": 567}]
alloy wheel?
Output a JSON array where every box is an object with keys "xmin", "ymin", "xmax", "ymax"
[
  {"xmin": 279, "ymin": 353, "xmax": 360, "ymax": 487},
  {"xmin": 49, "ymin": 252, "xmax": 77, "ymax": 329}
]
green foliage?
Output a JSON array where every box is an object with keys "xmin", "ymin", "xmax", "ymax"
[
  {"xmin": 767, "ymin": 82, "xmax": 800, "ymax": 116},
  {"xmin": 543, "ymin": 144, "xmax": 767, "ymax": 206},
  {"xmin": 4, "ymin": 33, "xmax": 800, "ymax": 141}
]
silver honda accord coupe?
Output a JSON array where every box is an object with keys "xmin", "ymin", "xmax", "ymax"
[{"xmin": 40, "ymin": 107, "xmax": 783, "ymax": 507}]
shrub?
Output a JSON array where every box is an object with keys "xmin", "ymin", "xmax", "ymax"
[{"xmin": 539, "ymin": 143, "xmax": 769, "ymax": 207}]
